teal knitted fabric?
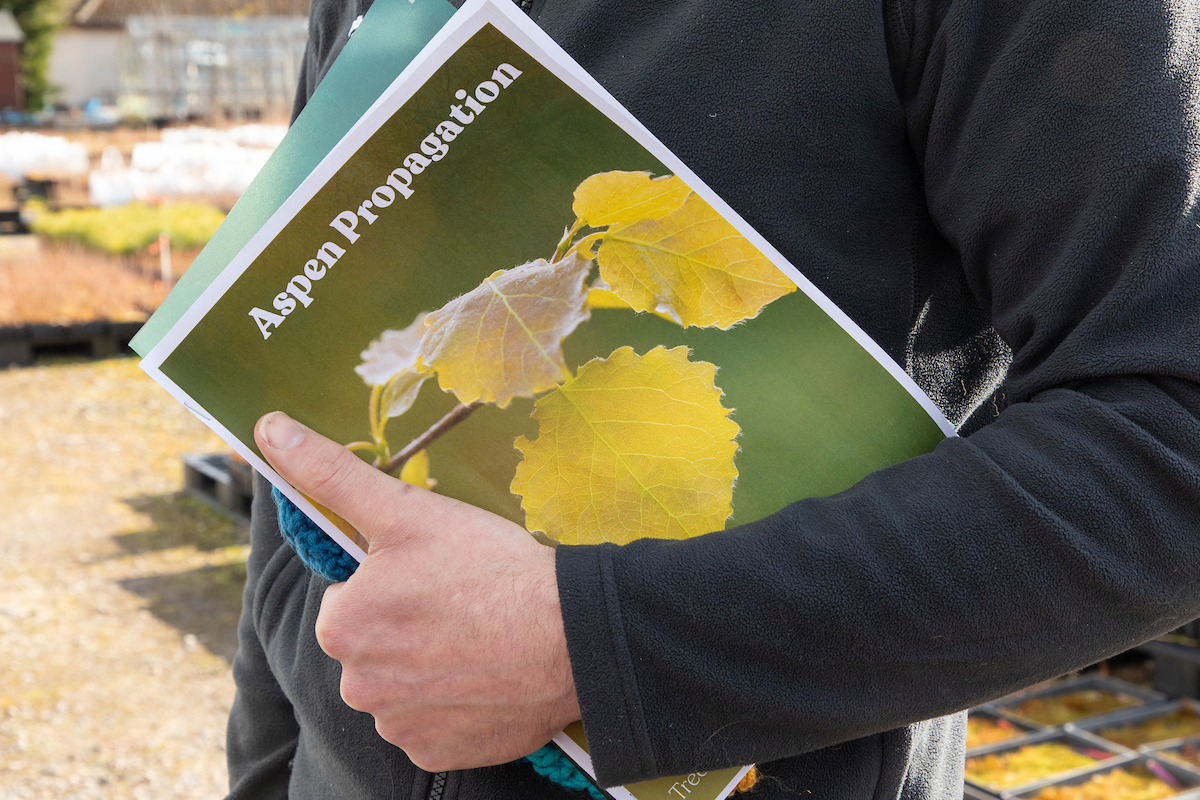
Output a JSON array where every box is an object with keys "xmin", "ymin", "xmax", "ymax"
[
  {"xmin": 525, "ymin": 744, "xmax": 606, "ymax": 799},
  {"xmin": 271, "ymin": 488, "xmax": 602, "ymax": 798},
  {"xmin": 272, "ymin": 487, "xmax": 358, "ymax": 582}
]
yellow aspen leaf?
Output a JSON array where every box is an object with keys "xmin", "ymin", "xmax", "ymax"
[
  {"xmin": 586, "ymin": 286, "xmax": 632, "ymax": 309},
  {"xmin": 380, "ymin": 369, "xmax": 430, "ymax": 419},
  {"xmin": 399, "ymin": 449, "xmax": 435, "ymax": 489},
  {"xmin": 421, "ymin": 251, "xmax": 592, "ymax": 408},
  {"xmin": 597, "ymin": 193, "xmax": 796, "ymax": 329},
  {"xmin": 356, "ymin": 311, "xmax": 429, "ymax": 386},
  {"xmin": 356, "ymin": 312, "xmax": 432, "ymax": 418},
  {"xmin": 572, "ymin": 171, "xmax": 691, "ymax": 227},
  {"xmin": 511, "ymin": 345, "xmax": 739, "ymax": 544},
  {"xmin": 588, "ymin": 281, "xmax": 688, "ymax": 324}
]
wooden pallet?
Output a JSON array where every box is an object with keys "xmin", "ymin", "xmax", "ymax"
[
  {"xmin": 183, "ymin": 453, "xmax": 256, "ymax": 525},
  {"xmin": 0, "ymin": 320, "xmax": 144, "ymax": 366}
]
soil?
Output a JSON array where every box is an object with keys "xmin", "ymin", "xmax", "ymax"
[
  {"xmin": 0, "ymin": 355, "xmax": 245, "ymax": 799},
  {"xmin": 0, "ymin": 245, "xmax": 179, "ymax": 327}
]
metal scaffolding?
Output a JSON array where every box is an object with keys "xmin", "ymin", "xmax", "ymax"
[{"xmin": 118, "ymin": 15, "xmax": 307, "ymax": 121}]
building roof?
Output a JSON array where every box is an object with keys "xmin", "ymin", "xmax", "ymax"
[
  {"xmin": 72, "ymin": 0, "xmax": 309, "ymax": 28},
  {"xmin": 0, "ymin": 9, "xmax": 25, "ymax": 43}
]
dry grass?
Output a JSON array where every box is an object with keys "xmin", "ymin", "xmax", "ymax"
[
  {"xmin": 0, "ymin": 244, "xmax": 200, "ymax": 327},
  {"xmin": 0, "ymin": 356, "xmax": 241, "ymax": 798}
]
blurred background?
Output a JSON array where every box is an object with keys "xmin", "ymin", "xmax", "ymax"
[
  {"xmin": 4, "ymin": 2, "xmax": 1200, "ymax": 799},
  {"xmin": 0, "ymin": 0, "xmax": 304, "ymax": 797}
]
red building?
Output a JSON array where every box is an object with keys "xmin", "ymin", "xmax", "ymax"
[{"xmin": 0, "ymin": 8, "xmax": 23, "ymax": 111}]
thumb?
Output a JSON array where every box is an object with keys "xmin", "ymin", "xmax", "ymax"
[{"xmin": 255, "ymin": 411, "xmax": 431, "ymax": 548}]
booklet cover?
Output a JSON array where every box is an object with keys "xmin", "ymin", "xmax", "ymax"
[{"xmin": 139, "ymin": 1, "xmax": 953, "ymax": 797}]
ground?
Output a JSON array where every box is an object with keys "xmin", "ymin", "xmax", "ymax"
[{"xmin": 0, "ymin": 355, "xmax": 244, "ymax": 799}]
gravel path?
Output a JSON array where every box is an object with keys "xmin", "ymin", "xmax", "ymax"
[{"xmin": 0, "ymin": 356, "xmax": 246, "ymax": 799}]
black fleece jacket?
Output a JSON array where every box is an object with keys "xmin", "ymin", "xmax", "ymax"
[{"xmin": 228, "ymin": 0, "xmax": 1200, "ymax": 798}]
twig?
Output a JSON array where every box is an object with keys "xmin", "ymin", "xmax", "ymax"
[{"xmin": 381, "ymin": 402, "xmax": 481, "ymax": 475}]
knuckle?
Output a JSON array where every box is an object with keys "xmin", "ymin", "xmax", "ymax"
[
  {"xmin": 339, "ymin": 673, "xmax": 375, "ymax": 712},
  {"xmin": 313, "ymin": 613, "xmax": 342, "ymax": 658},
  {"xmin": 314, "ymin": 592, "xmax": 351, "ymax": 658}
]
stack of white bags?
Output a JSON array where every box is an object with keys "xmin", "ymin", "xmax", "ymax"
[
  {"xmin": 88, "ymin": 124, "xmax": 286, "ymax": 207},
  {"xmin": 0, "ymin": 132, "xmax": 90, "ymax": 181}
]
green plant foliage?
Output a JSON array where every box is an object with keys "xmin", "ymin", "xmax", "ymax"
[
  {"xmin": 29, "ymin": 202, "xmax": 226, "ymax": 255},
  {"xmin": 0, "ymin": 0, "xmax": 60, "ymax": 111}
]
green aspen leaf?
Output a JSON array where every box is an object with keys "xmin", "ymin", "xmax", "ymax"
[
  {"xmin": 511, "ymin": 345, "xmax": 739, "ymax": 544},
  {"xmin": 597, "ymin": 193, "xmax": 796, "ymax": 329},
  {"xmin": 356, "ymin": 311, "xmax": 431, "ymax": 419},
  {"xmin": 572, "ymin": 171, "xmax": 691, "ymax": 227},
  {"xmin": 421, "ymin": 251, "xmax": 592, "ymax": 408}
]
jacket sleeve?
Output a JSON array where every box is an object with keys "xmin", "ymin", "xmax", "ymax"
[
  {"xmin": 226, "ymin": 477, "xmax": 301, "ymax": 799},
  {"xmin": 555, "ymin": 0, "xmax": 1200, "ymax": 787}
]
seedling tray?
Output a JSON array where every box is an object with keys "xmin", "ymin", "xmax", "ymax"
[
  {"xmin": 968, "ymin": 708, "xmax": 1042, "ymax": 755},
  {"xmin": 964, "ymin": 783, "xmax": 1001, "ymax": 800},
  {"xmin": 964, "ymin": 729, "xmax": 1129, "ymax": 797},
  {"xmin": 1004, "ymin": 753, "xmax": 1200, "ymax": 800},
  {"xmin": 993, "ymin": 674, "xmax": 1166, "ymax": 729},
  {"xmin": 1143, "ymin": 735, "xmax": 1200, "ymax": 772},
  {"xmin": 1069, "ymin": 699, "xmax": 1200, "ymax": 750}
]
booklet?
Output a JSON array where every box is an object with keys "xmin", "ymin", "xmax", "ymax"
[{"xmin": 139, "ymin": 1, "xmax": 954, "ymax": 798}]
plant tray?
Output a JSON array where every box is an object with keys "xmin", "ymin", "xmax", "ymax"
[
  {"xmin": 1069, "ymin": 700, "xmax": 1200, "ymax": 750},
  {"xmin": 968, "ymin": 708, "xmax": 1043, "ymax": 754},
  {"xmin": 1004, "ymin": 753, "xmax": 1200, "ymax": 800},
  {"xmin": 964, "ymin": 729, "xmax": 1129, "ymax": 796},
  {"xmin": 993, "ymin": 675, "xmax": 1166, "ymax": 729},
  {"xmin": 1144, "ymin": 736, "xmax": 1200, "ymax": 772}
]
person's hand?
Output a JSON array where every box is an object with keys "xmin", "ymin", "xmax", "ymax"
[{"xmin": 254, "ymin": 411, "xmax": 582, "ymax": 771}]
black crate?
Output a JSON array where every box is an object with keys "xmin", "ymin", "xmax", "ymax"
[
  {"xmin": 183, "ymin": 453, "xmax": 256, "ymax": 523},
  {"xmin": 0, "ymin": 320, "xmax": 143, "ymax": 366},
  {"xmin": 1141, "ymin": 640, "xmax": 1200, "ymax": 700}
]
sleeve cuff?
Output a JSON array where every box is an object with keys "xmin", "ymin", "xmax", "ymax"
[{"xmin": 556, "ymin": 542, "xmax": 659, "ymax": 787}]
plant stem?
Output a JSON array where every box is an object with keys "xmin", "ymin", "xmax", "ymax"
[
  {"xmin": 381, "ymin": 402, "xmax": 482, "ymax": 475},
  {"xmin": 553, "ymin": 217, "xmax": 586, "ymax": 262},
  {"xmin": 367, "ymin": 384, "xmax": 390, "ymax": 466}
]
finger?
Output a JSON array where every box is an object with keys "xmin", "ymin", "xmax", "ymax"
[{"xmin": 255, "ymin": 411, "xmax": 429, "ymax": 543}]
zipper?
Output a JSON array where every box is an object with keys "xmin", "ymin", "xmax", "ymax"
[{"xmin": 426, "ymin": 771, "xmax": 448, "ymax": 800}]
